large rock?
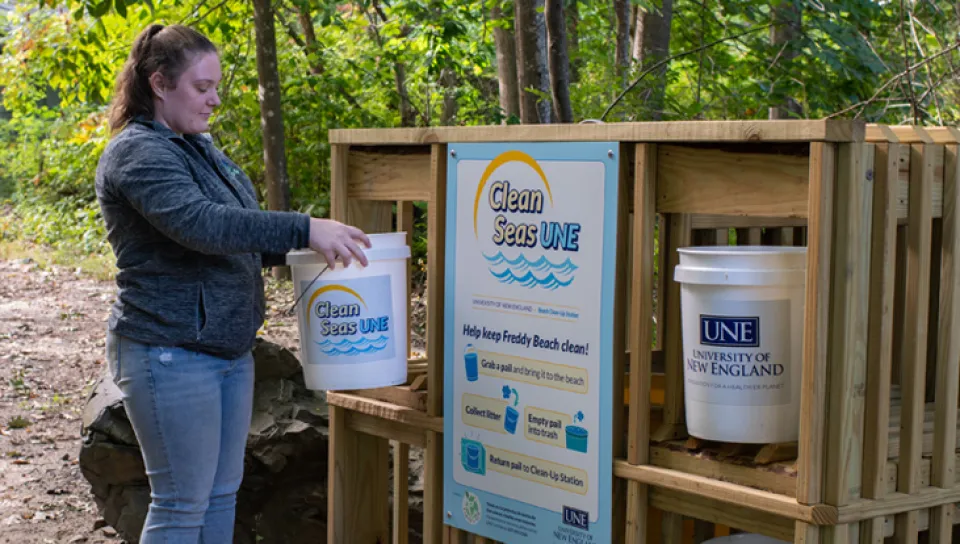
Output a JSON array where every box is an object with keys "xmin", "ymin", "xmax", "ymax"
[{"xmin": 80, "ymin": 339, "xmax": 331, "ymax": 543}]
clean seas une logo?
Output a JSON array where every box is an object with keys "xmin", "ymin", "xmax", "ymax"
[
  {"xmin": 472, "ymin": 150, "xmax": 581, "ymax": 290},
  {"xmin": 462, "ymin": 491, "xmax": 482, "ymax": 525},
  {"xmin": 700, "ymin": 315, "xmax": 760, "ymax": 348},
  {"xmin": 307, "ymin": 283, "xmax": 390, "ymax": 356}
]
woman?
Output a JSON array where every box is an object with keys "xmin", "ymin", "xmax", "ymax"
[{"xmin": 95, "ymin": 24, "xmax": 367, "ymax": 542}]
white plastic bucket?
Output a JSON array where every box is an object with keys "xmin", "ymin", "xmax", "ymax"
[
  {"xmin": 287, "ymin": 232, "xmax": 411, "ymax": 391},
  {"xmin": 674, "ymin": 246, "xmax": 807, "ymax": 443}
]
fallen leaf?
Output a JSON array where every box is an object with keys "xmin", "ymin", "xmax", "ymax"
[{"xmin": 12, "ymin": 460, "xmax": 29, "ymax": 465}]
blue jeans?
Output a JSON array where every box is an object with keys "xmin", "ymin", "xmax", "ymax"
[{"xmin": 107, "ymin": 331, "xmax": 254, "ymax": 543}]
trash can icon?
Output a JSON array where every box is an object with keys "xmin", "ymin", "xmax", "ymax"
[
  {"xmin": 565, "ymin": 425, "xmax": 588, "ymax": 453},
  {"xmin": 504, "ymin": 406, "xmax": 519, "ymax": 434}
]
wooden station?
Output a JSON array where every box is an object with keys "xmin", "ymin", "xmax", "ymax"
[{"xmin": 321, "ymin": 120, "xmax": 960, "ymax": 544}]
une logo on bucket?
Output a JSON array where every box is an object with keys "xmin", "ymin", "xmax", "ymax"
[
  {"xmin": 700, "ymin": 315, "xmax": 760, "ymax": 348},
  {"xmin": 304, "ymin": 275, "xmax": 395, "ymax": 364},
  {"xmin": 472, "ymin": 150, "xmax": 581, "ymax": 290}
]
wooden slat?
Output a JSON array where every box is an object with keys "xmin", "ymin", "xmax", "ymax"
[
  {"xmin": 347, "ymin": 149, "xmax": 433, "ymax": 201},
  {"xmin": 654, "ymin": 214, "xmax": 666, "ymax": 351},
  {"xmin": 330, "ymin": 145, "xmax": 350, "ymax": 222},
  {"xmin": 895, "ymin": 143, "xmax": 936, "ymax": 544},
  {"xmin": 326, "ymin": 392, "xmax": 443, "ymax": 433},
  {"xmin": 347, "ymin": 411, "xmax": 426, "ymax": 448},
  {"xmin": 393, "ymin": 441, "xmax": 410, "ymax": 544},
  {"xmin": 347, "ymin": 386, "xmax": 427, "ymax": 411},
  {"xmin": 931, "ymin": 143, "xmax": 960, "ymax": 543},
  {"xmin": 329, "ymin": 120, "xmax": 864, "ymax": 145},
  {"xmin": 424, "ymin": 144, "xmax": 447, "ymax": 544},
  {"xmin": 651, "ymin": 213, "xmax": 692, "ymax": 442},
  {"xmin": 895, "ymin": 144, "xmax": 945, "ymax": 220},
  {"xmin": 662, "ymin": 512, "xmax": 684, "ymax": 544},
  {"xmin": 797, "ymin": 142, "xmax": 837, "ymax": 505},
  {"xmin": 865, "ymin": 124, "xmax": 900, "ymax": 143},
  {"xmin": 626, "ymin": 144, "xmax": 657, "ymax": 544},
  {"xmin": 657, "ymin": 145, "xmax": 810, "ymax": 217},
  {"xmin": 328, "ymin": 405, "xmax": 390, "ymax": 544},
  {"xmin": 861, "ymin": 143, "xmax": 901, "ymax": 543},
  {"xmin": 613, "ymin": 462, "xmax": 838, "ymax": 524},
  {"xmin": 651, "ymin": 488, "xmax": 796, "ymax": 542},
  {"xmin": 926, "ymin": 127, "xmax": 960, "ymax": 145},
  {"xmin": 649, "ymin": 446, "xmax": 797, "ymax": 497}
]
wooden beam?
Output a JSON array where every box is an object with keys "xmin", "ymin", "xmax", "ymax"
[
  {"xmin": 797, "ymin": 142, "xmax": 837, "ymax": 505},
  {"xmin": 348, "ymin": 148, "xmax": 433, "ymax": 201},
  {"xmin": 657, "ymin": 145, "xmax": 810, "ymax": 217},
  {"xmin": 894, "ymin": 144, "xmax": 936, "ymax": 544},
  {"xmin": 650, "ymin": 488, "xmax": 796, "ymax": 542},
  {"xmin": 626, "ymin": 144, "xmax": 657, "ymax": 544},
  {"xmin": 614, "ymin": 461, "xmax": 838, "ymax": 525},
  {"xmin": 861, "ymin": 143, "xmax": 900, "ymax": 544},
  {"xmin": 930, "ymin": 143, "xmax": 960, "ymax": 543},
  {"xmin": 649, "ymin": 445, "xmax": 797, "ymax": 497},
  {"xmin": 329, "ymin": 120, "xmax": 864, "ymax": 145},
  {"xmin": 328, "ymin": 405, "xmax": 390, "ymax": 544},
  {"xmin": 837, "ymin": 486, "xmax": 960, "ymax": 523},
  {"xmin": 690, "ymin": 215, "xmax": 807, "ymax": 230},
  {"xmin": 398, "ymin": 201, "xmax": 415, "ymax": 358},
  {"xmin": 347, "ymin": 411, "xmax": 427, "ymax": 449},
  {"xmin": 326, "ymin": 392, "xmax": 443, "ymax": 433}
]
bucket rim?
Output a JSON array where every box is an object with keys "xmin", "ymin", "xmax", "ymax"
[{"xmin": 678, "ymin": 245, "xmax": 807, "ymax": 256}]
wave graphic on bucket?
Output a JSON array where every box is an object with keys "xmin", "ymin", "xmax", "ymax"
[{"xmin": 316, "ymin": 335, "xmax": 390, "ymax": 356}]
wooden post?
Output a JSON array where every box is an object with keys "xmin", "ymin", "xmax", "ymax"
[
  {"xmin": 393, "ymin": 441, "xmax": 410, "ymax": 544},
  {"xmin": 424, "ymin": 144, "xmax": 448, "ymax": 543},
  {"xmin": 795, "ymin": 142, "xmax": 837, "ymax": 544},
  {"xmin": 398, "ymin": 201, "xmax": 415, "ymax": 358},
  {"xmin": 894, "ymin": 144, "xmax": 935, "ymax": 544},
  {"xmin": 651, "ymin": 212, "xmax": 692, "ymax": 442},
  {"xmin": 328, "ymin": 406, "xmax": 390, "ymax": 543},
  {"xmin": 625, "ymin": 144, "xmax": 657, "ymax": 544},
  {"xmin": 929, "ymin": 141, "xmax": 960, "ymax": 543},
  {"xmin": 612, "ymin": 144, "xmax": 633, "ymax": 544},
  {"xmin": 819, "ymin": 142, "xmax": 873, "ymax": 542},
  {"xmin": 860, "ymin": 143, "xmax": 900, "ymax": 543}
]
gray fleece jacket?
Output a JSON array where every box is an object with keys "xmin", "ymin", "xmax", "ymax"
[{"xmin": 95, "ymin": 117, "xmax": 310, "ymax": 359}]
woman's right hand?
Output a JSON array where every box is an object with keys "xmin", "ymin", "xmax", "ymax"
[{"xmin": 308, "ymin": 218, "xmax": 371, "ymax": 269}]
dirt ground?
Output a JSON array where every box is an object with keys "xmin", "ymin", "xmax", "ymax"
[{"xmin": 0, "ymin": 256, "xmax": 386, "ymax": 544}]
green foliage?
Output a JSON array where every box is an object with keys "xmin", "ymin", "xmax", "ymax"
[{"xmin": 1, "ymin": 0, "xmax": 958, "ymax": 273}]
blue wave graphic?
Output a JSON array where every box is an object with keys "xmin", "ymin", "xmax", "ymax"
[
  {"xmin": 316, "ymin": 335, "xmax": 390, "ymax": 356},
  {"xmin": 489, "ymin": 268, "xmax": 575, "ymax": 290},
  {"xmin": 482, "ymin": 252, "xmax": 578, "ymax": 275}
]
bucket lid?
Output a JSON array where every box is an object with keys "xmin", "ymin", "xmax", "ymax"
[
  {"xmin": 674, "ymin": 246, "xmax": 807, "ymax": 286},
  {"xmin": 286, "ymin": 232, "xmax": 411, "ymax": 266}
]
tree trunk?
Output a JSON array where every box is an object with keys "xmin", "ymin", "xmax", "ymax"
[
  {"xmin": 252, "ymin": 0, "xmax": 291, "ymax": 279},
  {"xmin": 614, "ymin": 0, "xmax": 630, "ymax": 83},
  {"xmin": 632, "ymin": 0, "xmax": 674, "ymax": 120},
  {"xmin": 492, "ymin": 0, "xmax": 520, "ymax": 121},
  {"xmin": 566, "ymin": 0, "xmax": 580, "ymax": 82},
  {"xmin": 535, "ymin": 0, "xmax": 553, "ymax": 123},
  {"xmin": 294, "ymin": 6, "xmax": 362, "ymax": 110},
  {"xmin": 367, "ymin": 4, "xmax": 417, "ymax": 127},
  {"xmin": 440, "ymin": 68, "xmax": 458, "ymax": 125},
  {"xmin": 545, "ymin": 0, "xmax": 574, "ymax": 123},
  {"xmin": 769, "ymin": 0, "xmax": 802, "ymax": 119},
  {"xmin": 514, "ymin": 0, "xmax": 542, "ymax": 123}
]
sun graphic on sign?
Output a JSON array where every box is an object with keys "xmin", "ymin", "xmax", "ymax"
[
  {"xmin": 472, "ymin": 150, "xmax": 554, "ymax": 239},
  {"xmin": 306, "ymin": 284, "xmax": 367, "ymax": 326}
]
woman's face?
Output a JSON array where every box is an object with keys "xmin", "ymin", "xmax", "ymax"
[{"xmin": 151, "ymin": 52, "xmax": 222, "ymax": 135}]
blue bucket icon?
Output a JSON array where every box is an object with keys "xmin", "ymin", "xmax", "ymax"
[
  {"xmin": 565, "ymin": 426, "xmax": 588, "ymax": 453},
  {"xmin": 504, "ymin": 406, "xmax": 519, "ymax": 434},
  {"xmin": 461, "ymin": 438, "xmax": 486, "ymax": 475},
  {"xmin": 464, "ymin": 344, "xmax": 479, "ymax": 382}
]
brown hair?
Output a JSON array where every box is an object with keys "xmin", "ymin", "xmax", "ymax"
[{"xmin": 107, "ymin": 24, "xmax": 218, "ymax": 132}]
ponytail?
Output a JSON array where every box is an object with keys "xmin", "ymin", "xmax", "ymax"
[{"xmin": 107, "ymin": 24, "xmax": 218, "ymax": 133}]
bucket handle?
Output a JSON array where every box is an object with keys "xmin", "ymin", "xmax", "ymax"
[{"xmin": 286, "ymin": 264, "xmax": 330, "ymax": 315}]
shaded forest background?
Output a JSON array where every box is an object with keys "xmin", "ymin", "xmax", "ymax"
[{"xmin": 0, "ymin": 0, "xmax": 958, "ymax": 273}]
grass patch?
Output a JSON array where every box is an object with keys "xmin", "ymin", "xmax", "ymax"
[
  {"xmin": 0, "ymin": 239, "xmax": 115, "ymax": 281},
  {"xmin": 7, "ymin": 416, "xmax": 31, "ymax": 429}
]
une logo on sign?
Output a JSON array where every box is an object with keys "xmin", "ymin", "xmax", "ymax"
[
  {"xmin": 562, "ymin": 506, "xmax": 589, "ymax": 530},
  {"xmin": 700, "ymin": 315, "xmax": 760, "ymax": 348}
]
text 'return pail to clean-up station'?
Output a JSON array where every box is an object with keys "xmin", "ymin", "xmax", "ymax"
[
  {"xmin": 287, "ymin": 232, "xmax": 411, "ymax": 391},
  {"xmin": 674, "ymin": 246, "xmax": 806, "ymax": 444}
]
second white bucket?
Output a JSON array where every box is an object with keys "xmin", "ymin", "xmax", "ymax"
[
  {"xmin": 674, "ymin": 246, "xmax": 807, "ymax": 443},
  {"xmin": 287, "ymin": 232, "xmax": 411, "ymax": 391}
]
